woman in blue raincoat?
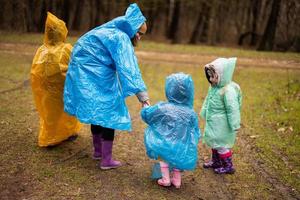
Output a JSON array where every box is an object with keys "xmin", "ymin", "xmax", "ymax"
[
  {"xmin": 141, "ymin": 73, "xmax": 201, "ymax": 188},
  {"xmin": 64, "ymin": 3, "xmax": 150, "ymax": 169}
]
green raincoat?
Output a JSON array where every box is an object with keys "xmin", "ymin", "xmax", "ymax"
[{"xmin": 200, "ymin": 57, "xmax": 242, "ymax": 149}]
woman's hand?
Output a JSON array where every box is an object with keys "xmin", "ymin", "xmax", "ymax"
[{"xmin": 142, "ymin": 100, "xmax": 151, "ymax": 108}]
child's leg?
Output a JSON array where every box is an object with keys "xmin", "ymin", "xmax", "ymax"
[
  {"xmin": 157, "ymin": 161, "xmax": 171, "ymax": 187},
  {"xmin": 216, "ymin": 147, "xmax": 230, "ymax": 155},
  {"xmin": 171, "ymin": 168, "xmax": 181, "ymax": 188},
  {"xmin": 214, "ymin": 148, "xmax": 235, "ymax": 174},
  {"xmin": 203, "ymin": 148, "xmax": 221, "ymax": 169}
]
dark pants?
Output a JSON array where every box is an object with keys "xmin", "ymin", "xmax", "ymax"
[{"xmin": 91, "ymin": 124, "xmax": 115, "ymax": 141}]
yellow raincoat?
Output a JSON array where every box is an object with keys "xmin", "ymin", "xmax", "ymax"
[{"xmin": 31, "ymin": 12, "xmax": 81, "ymax": 147}]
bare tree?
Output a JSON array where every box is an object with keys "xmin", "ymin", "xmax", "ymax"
[
  {"xmin": 258, "ymin": 0, "xmax": 282, "ymax": 51},
  {"xmin": 189, "ymin": 2, "xmax": 207, "ymax": 44}
]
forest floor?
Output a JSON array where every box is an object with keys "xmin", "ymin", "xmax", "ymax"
[{"xmin": 0, "ymin": 33, "xmax": 300, "ymax": 200}]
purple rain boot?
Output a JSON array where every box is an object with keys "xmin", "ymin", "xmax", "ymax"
[
  {"xmin": 92, "ymin": 134, "xmax": 102, "ymax": 160},
  {"xmin": 100, "ymin": 140, "xmax": 122, "ymax": 170},
  {"xmin": 214, "ymin": 151, "xmax": 235, "ymax": 174},
  {"xmin": 203, "ymin": 149, "xmax": 222, "ymax": 169}
]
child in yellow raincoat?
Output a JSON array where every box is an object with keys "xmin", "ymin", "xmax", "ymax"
[{"xmin": 31, "ymin": 12, "xmax": 81, "ymax": 147}]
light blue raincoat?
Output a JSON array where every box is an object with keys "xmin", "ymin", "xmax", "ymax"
[
  {"xmin": 64, "ymin": 4, "xmax": 147, "ymax": 131},
  {"xmin": 201, "ymin": 58, "xmax": 242, "ymax": 148},
  {"xmin": 141, "ymin": 73, "xmax": 201, "ymax": 170}
]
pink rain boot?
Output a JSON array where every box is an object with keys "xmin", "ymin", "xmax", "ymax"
[
  {"xmin": 171, "ymin": 169, "xmax": 181, "ymax": 188},
  {"xmin": 100, "ymin": 140, "xmax": 122, "ymax": 170},
  {"xmin": 157, "ymin": 162, "xmax": 171, "ymax": 187}
]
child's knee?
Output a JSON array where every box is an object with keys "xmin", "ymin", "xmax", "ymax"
[{"xmin": 215, "ymin": 147, "xmax": 230, "ymax": 155}]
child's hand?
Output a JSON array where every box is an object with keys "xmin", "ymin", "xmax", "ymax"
[{"xmin": 142, "ymin": 100, "xmax": 151, "ymax": 108}]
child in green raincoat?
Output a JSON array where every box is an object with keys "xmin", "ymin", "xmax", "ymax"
[{"xmin": 200, "ymin": 57, "xmax": 242, "ymax": 174}]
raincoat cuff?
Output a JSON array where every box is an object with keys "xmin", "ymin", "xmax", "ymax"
[{"xmin": 136, "ymin": 91, "xmax": 149, "ymax": 102}]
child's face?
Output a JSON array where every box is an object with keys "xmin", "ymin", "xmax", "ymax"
[
  {"xmin": 205, "ymin": 65, "xmax": 219, "ymax": 86},
  {"xmin": 209, "ymin": 73, "xmax": 219, "ymax": 86}
]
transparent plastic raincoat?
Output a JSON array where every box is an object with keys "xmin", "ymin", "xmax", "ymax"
[
  {"xmin": 64, "ymin": 3, "xmax": 147, "ymax": 131},
  {"xmin": 142, "ymin": 73, "xmax": 201, "ymax": 170},
  {"xmin": 31, "ymin": 12, "xmax": 82, "ymax": 147},
  {"xmin": 201, "ymin": 58, "xmax": 242, "ymax": 149}
]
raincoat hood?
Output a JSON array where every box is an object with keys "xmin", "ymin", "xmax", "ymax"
[
  {"xmin": 165, "ymin": 73, "xmax": 194, "ymax": 108},
  {"xmin": 114, "ymin": 3, "xmax": 146, "ymax": 38},
  {"xmin": 44, "ymin": 12, "xmax": 68, "ymax": 46},
  {"xmin": 208, "ymin": 57, "xmax": 237, "ymax": 87}
]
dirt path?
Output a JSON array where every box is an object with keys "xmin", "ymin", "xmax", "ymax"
[
  {"xmin": 1, "ymin": 42, "xmax": 300, "ymax": 70},
  {"xmin": 136, "ymin": 51, "xmax": 300, "ymax": 70}
]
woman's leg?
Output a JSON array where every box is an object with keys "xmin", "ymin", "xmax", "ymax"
[
  {"xmin": 99, "ymin": 126, "xmax": 121, "ymax": 170},
  {"xmin": 91, "ymin": 124, "xmax": 102, "ymax": 159}
]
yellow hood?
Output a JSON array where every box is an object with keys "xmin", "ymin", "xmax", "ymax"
[{"xmin": 44, "ymin": 12, "xmax": 68, "ymax": 46}]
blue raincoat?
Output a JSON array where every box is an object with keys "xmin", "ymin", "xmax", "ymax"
[
  {"xmin": 141, "ymin": 73, "xmax": 201, "ymax": 170},
  {"xmin": 64, "ymin": 4, "xmax": 147, "ymax": 131}
]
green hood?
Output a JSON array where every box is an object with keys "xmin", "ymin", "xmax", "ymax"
[{"xmin": 209, "ymin": 57, "xmax": 237, "ymax": 87}]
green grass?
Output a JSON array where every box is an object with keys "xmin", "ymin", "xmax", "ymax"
[
  {"xmin": 0, "ymin": 36, "xmax": 299, "ymax": 199},
  {"xmin": 236, "ymin": 67, "xmax": 300, "ymax": 191},
  {"xmin": 1, "ymin": 32, "xmax": 300, "ymax": 62},
  {"xmin": 137, "ymin": 41, "xmax": 300, "ymax": 61}
]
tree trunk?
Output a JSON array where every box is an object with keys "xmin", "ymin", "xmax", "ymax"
[
  {"xmin": 250, "ymin": 0, "xmax": 261, "ymax": 46},
  {"xmin": 168, "ymin": 0, "xmax": 184, "ymax": 43},
  {"xmin": 258, "ymin": 0, "xmax": 281, "ymax": 51},
  {"xmin": 207, "ymin": 1, "xmax": 218, "ymax": 45},
  {"xmin": 189, "ymin": 3, "xmax": 207, "ymax": 44},
  {"xmin": 167, "ymin": 0, "xmax": 179, "ymax": 40}
]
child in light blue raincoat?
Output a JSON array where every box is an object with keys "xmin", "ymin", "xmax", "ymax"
[
  {"xmin": 141, "ymin": 73, "xmax": 201, "ymax": 188},
  {"xmin": 201, "ymin": 57, "xmax": 242, "ymax": 174}
]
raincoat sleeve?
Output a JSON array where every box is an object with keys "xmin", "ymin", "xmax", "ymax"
[
  {"xmin": 224, "ymin": 88, "xmax": 241, "ymax": 131},
  {"xmin": 193, "ymin": 113, "xmax": 201, "ymax": 140},
  {"xmin": 108, "ymin": 34, "xmax": 147, "ymax": 97},
  {"xmin": 141, "ymin": 104, "xmax": 160, "ymax": 125},
  {"xmin": 200, "ymin": 87, "xmax": 211, "ymax": 118},
  {"xmin": 59, "ymin": 44, "xmax": 73, "ymax": 76}
]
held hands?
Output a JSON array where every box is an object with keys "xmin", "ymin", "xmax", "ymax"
[{"xmin": 141, "ymin": 100, "xmax": 151, "ymax": 108}]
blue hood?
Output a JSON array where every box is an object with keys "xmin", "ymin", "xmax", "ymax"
[
  {"xmin": 165, "ymin": 73, "xmax": 194, "ymax": 108},
  {"xmin": 113, "ymin": 3, "xmax": 146, "ymax": 39}
]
